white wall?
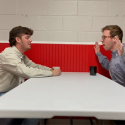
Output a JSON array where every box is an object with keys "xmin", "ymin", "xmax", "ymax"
[{"xmin": 0, "ymin": 0, "xmax": 125, "ymax": 43}]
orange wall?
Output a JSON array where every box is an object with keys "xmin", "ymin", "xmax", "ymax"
[{"xmin": 0, "ymin": 43, "xmax": 111, "ymax": 78}]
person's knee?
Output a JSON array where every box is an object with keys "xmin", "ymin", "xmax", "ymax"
[{"xmin": 21, "ymin": 118, "xmax": 40, "ymax": 125}]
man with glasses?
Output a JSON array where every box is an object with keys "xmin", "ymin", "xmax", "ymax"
[{"xmin": 94, "ymin": 25, "xmax": 125, "ymax": 125}]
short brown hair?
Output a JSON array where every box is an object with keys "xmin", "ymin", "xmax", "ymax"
[
  {"xmin": 101, "ymin": 25, "xmax": 123, "ymax": 43},
  {"xmin": 9, "ymin": 26, "xmax": 33, "ymax": 47}
]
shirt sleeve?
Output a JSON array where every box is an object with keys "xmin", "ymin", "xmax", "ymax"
[
  {"xmin": 24, "ymin": 55, "xmax": 51, "ymax": 70},
  {"xmin": 96, "ymin": 52, "xmax": 109, "ymax": 71},
  {"xmin": 1, "ymin": 52, "xmax": 52, "ymax": 79}
]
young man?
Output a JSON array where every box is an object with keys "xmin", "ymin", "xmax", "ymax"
[
  {"xmin": 94, "ymin": 25, "xmax": 125, "ymax": 125},
  {"xmin": 95, "ymin": 25, "xmax": 125, "ymax": 87},
  {"xmin": 0, "ymin": 26, "xmax": 61, "ymax": 125}
]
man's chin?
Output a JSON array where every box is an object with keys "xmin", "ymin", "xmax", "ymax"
[
  {"xmin": 103, "ymin": 46, "xmax": 109, "ymax": 51},
  {"xmin": 103, "ymin": 46, "xmax": 107, "ymax": 50},
  {"xmin": 27, "ymin": 47, "xmax": 31, "ymax": 50}
]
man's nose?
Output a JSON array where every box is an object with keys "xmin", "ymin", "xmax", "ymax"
[
  {"xmin": 29, "ymin": 38, "xmax": 32, "ymax": 42},
  {"xmin": 101, "ymin": 39, "xmax": 103, "ymax": 43}
]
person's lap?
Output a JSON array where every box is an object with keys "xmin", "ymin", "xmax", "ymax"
[{"xmin": 0, "ymin": 92, "xmax": 6, "ymax": 96}]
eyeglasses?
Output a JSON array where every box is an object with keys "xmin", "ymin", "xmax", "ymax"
[{"xmin": 101, "ymin": 35, "xmax": 112, "ymax": 40}]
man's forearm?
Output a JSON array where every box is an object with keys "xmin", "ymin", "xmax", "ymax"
[{"xmin": 96, "ymin": 52, "xmax": 109, "ymax": 70}]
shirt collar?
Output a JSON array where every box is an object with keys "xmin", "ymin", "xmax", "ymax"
[
  {"xmin": 12, "ymin": 46, "xmax": 24, "ymax": 60},
  {"xmin": 111, "ymin": 49, "xmax": 118, "ymax": 58},
  {"xmin": 111, "ymin": 43, "xmax": 125, "ymax": 58}
]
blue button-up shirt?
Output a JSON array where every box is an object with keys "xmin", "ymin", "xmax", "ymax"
[{"xmin": 97, "ymin": 43, "xmax": 125, "ymax": 87}]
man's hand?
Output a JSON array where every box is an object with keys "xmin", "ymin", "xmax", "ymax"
[
  {"xmin": 94, "ymin": 42, "xmax": 100, "ymax": 54},
  {"xmin": 50, "ymin": 68, "xmax": 53, "ymax": 71},
  {"xmin": 115, "ymin": 36, "xmax": 124, "ymax": 56},
  {"xmin": 51, "ymin": 69, "xmax": 61, "ymax": 76}
]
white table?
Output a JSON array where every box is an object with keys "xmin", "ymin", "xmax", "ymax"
[{"xmin": 0, "ymin": 72, "xmax": 125, "ymax": 120}]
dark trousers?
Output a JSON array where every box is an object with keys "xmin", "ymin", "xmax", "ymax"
[
  {"xmin": 114, "ymin": 120, "xmax": 125, "ymax": 125},
  {"xmin": 0, "ymin": 118, "xmax": 23, "ymax": 125}
]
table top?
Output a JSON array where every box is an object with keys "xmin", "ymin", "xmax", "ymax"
[{"xmin": 0, "ymin": 72, "xmax": 125, "ymax": 120}]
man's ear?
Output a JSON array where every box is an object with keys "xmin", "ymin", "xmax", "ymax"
[{"xmin": 15, "ymin": 37, "xmax": 21, "ymax": 44}]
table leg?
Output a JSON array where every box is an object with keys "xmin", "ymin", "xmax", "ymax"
[
  {"xmin": 88, "ymin": 117, "xmax": 93, "ymax": 125},
  {"xmin": 70, "ymin": 117, "xmax": 73, "ymax": 125}
]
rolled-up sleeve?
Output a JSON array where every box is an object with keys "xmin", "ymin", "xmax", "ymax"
[{"xmin": 24, "ymin": 56, "xmax": 51, "ymax": 70}]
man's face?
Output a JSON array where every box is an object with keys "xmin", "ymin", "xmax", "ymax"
[
  {"xmin": 18, "ymin": 34, "xmax": 32, "ymax": 51},
  {"xmin": 101, "ymin": 30, "xmax": 115, "ymax": 51}
]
